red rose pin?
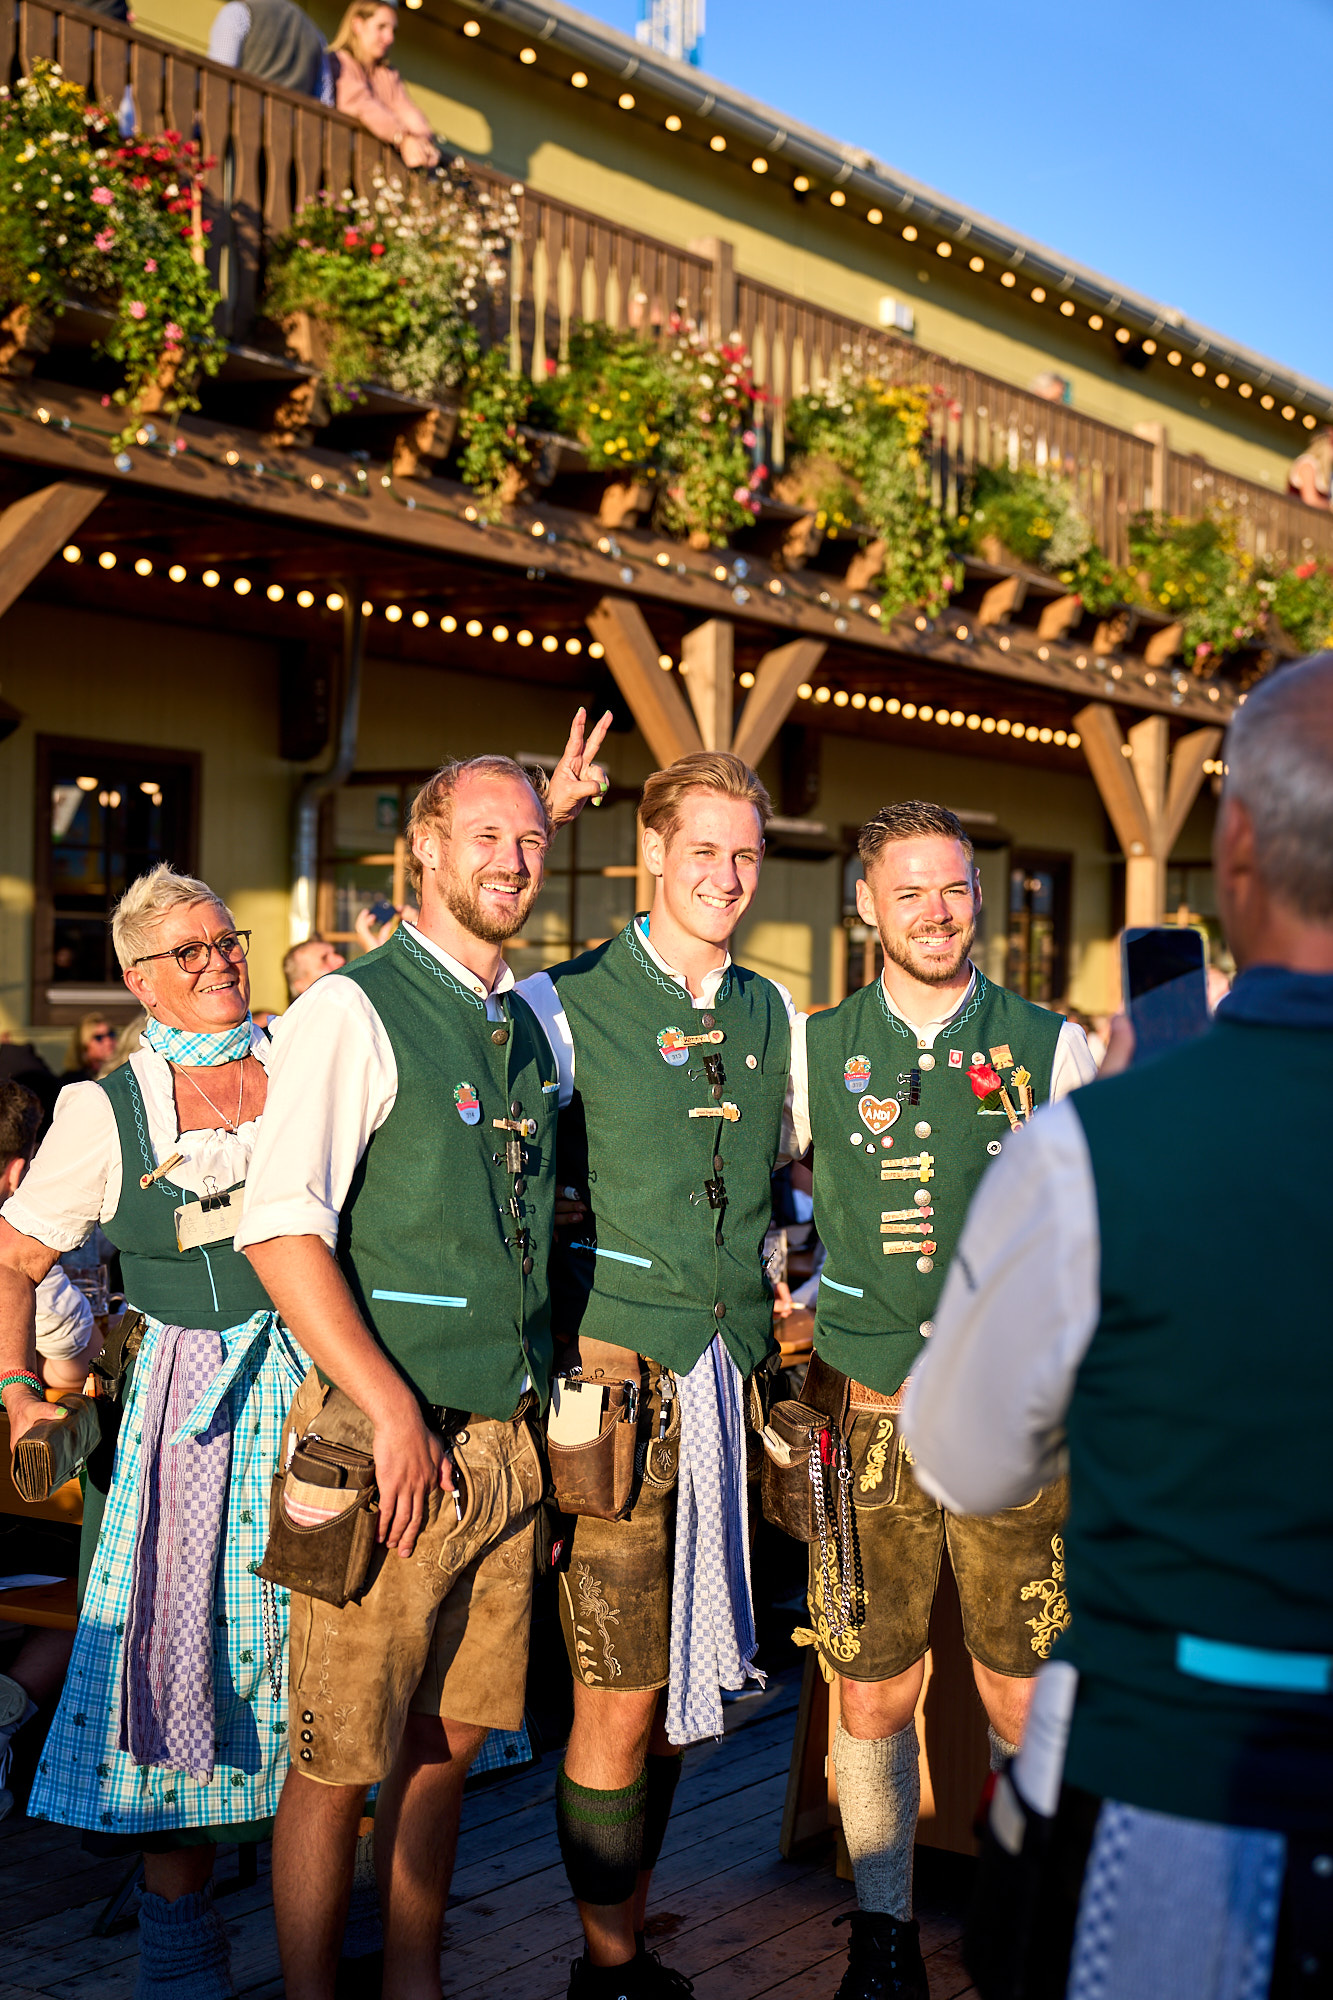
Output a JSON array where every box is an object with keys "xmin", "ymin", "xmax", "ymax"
[{"xmin": 967, "ymin": 1061, "xmax": 1004, "ymax": 1101}]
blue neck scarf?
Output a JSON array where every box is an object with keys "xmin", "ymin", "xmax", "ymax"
[
  {"xmin": 1216, "ymin": 965, "xmax": 1333, "ymax": 1032},
  {"xmin": 141, "ymin": 1016, "xmax": 254, "ymax": 1067}
]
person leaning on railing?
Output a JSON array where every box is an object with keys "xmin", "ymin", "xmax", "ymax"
[{"xmin": 330, "ymin": 1, "xmax": 441, "ymax": 171}]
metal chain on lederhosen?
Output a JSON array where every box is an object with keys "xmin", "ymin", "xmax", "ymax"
[{"xmin": 809, "ymin": 1422, "xmax": 866, "ymax": 1641}]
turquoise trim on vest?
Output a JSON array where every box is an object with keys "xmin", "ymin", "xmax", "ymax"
[
  {"xmin": 1176, "ymin": 1635, "xmax": 1332, "ymax": 1695},
  {"xmin": 584, "ymin": 1245, "xmax": 653, "ymax": 1270},
  {"xmin": 371, "ymin": 1289, "xmax": 469, "ymax": 1310},
  {"xmin": 820, "ymin": 1274, "xmax": 864, "ymax": 1299}
]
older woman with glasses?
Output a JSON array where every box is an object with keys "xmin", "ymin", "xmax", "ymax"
[{"xmin": 0, "ymin": 863, "xmax": 305, "ymax": 2000}]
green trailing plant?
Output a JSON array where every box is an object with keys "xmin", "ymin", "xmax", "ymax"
[
  {"xmin": 264, "ymin": 166, "xmax": 517, "ymax": 413},
  {"xmin": 1268, "ymin": 558, "xmax": 1333, "ymax": 655},
  {"xmin": 0, "ymin": 60, "xmax": 222, "ymax": 440},
  {"xmin": 545, "ymin": 321, "xmax": 675, "ymax": 475},
  {"xmin": 962, "ymin": 461, "xmax": 1093, "ymax": 571},
  {"xmin": 456, "ymin": 343, "xmax": 536, "ymax": 498},
  {"xmin": 655, "ymin": 325, "xmax": 766, "ymax": 545},
  {"xmin": 1127, "ymin": 510, "xmax": 1268, "ymax": 668},
  {"xmin": 784, "ymin": 376, "xmax": 960, "ymax": 617}
]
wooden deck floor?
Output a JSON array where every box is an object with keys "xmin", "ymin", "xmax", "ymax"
[{"xmin": 0, "ymin": 1672, "xmax": 978, "ymax": 1999}]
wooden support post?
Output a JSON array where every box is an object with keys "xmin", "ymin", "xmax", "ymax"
[
  {"xmin": 680, "ymin": 618, "xmax": 734, "ymax": 751},
  {"xmin": 586, "ymin": 596, "xmax": 703, "ymax": 769},
  {"xmin": 731, "ymin": 638, "xmax": 827, "ymax": 769},
  {"xmin": 1036, "ymin": 592, "xmax": 1083, "ymax": 643},
  {"xmin": 688, "ymin": 236, "xmax": 736, "ymax": 342},
  {"xmin": 1133, "ymin": 420, "xmax": 1169, "ymax": 515},
  {"xmin": 1076, "ymin": 703, "xmax": 1222, "ymax": 926},
  {"xmin": 1143, "ymin": 621, "xmax": 1183, "ymax": 668},
  {"xmin": 0, "ymin": 482, "xmax": 106, "ymax": 618},
  {"xmin": 978, "ymin": 574, "xmax": 1026, "ymax": 628}
]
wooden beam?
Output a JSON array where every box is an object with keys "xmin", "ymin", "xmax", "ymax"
[
  {"xmin": 1161, "ymin": 725, "xmax": 1223, "ymax": 855},
  {"xmin": 680, "ymin": 618, "xmax": 734, "ymax": 752},
  {"xmin": 1036, "ymin": 592, "xmax": 1082, "ymax": 642},
  {"xmin": 585, "ymin": 596, "xmax": 703, "ymax": 769},
  {"xmin": 1127, "ymin": 713, "xmax": 1169, "ymax": 825},
  {"xmin": 1143, "ymin": 621, "xmax": 1183, "ymax": 668},
  {"xmin": 978, "ymin": 574, "xmax": 1025, "ymax": 627},
  {"xmin": 1074, "ymin": 704, "xmax": 1152, "ymax": 858},
  {"xmin": 731, "ymin": 638, "xmax": 827, "ymax": 769},
  {"xmin": 0, "ymin": 481, "xmax": 105, "ymax": 618}
]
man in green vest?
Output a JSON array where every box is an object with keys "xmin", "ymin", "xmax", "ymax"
[
  {"xmin": 791, "ymin": 800, "xmax": 1095, "ymax": 2000},
  {"xmin": 239, "ymin": 717, "xmax": 609, "ymax": 2000},
  {"xmin": 517, "ymin": 749, "xmax": 796, "ymax": 2000},
  {"xmin": 908, "ymin": 656, "xmax": 1333, "ymax": 1997}
]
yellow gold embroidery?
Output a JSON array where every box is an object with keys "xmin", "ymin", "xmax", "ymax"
[
  {"xmin": 1020, "ymin": 1534, "xmax": 1071, "ymax": 1659},
  {"xmin": 858, "ymin": 1417, "xmax": 896, "ymax": 1494},
  {"xmin": 801, "ymin": 1540, "xmax": 865, "ymax": 1670}
]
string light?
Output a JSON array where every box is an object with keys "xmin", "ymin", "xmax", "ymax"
[
  {"xmin": 793, "ymin": 175, "xmax": 810, "ymax": 192},
  {"xmin": 830, "ymin": 189, "xmax": 846, "ymax": 206},
  {"xmin": 869, "ymin": 695, "xmax": 883, "ymax": 712},
  {"xmin": 752, "ymin": 157, "xmax": 768, "ymax": 174},
  {"xmin": 1281, "ymin": 405, "xmax": 1296, "ymax": 420},
  {"xmin": 814, "ymin": 686, "xmax": 831, "ymax": 703},
  {"xmin": 541, "ymin": 635, "xmax": 558, "ymax": 652},
  {"xmin": 1238, "ymin": 384, "xmax": 1253, "ymax": 398},
  {"xmin": 517, "ymin": 629, "xmax": 533, "ymax": 646},
  {"xmin": 465, "ymin": 618, "xmax": 483, "ymax": 636},
  {"xmin": 1000, "ymin": 271, "xmax": 1016, "ymax": 287},
  {"xmin": 1059, "ymin": 299, "xmax": 1075, "ymax": 315},
  {"xmin": 969, "ymin": 255, "xmax": 984, "ymax": 273},
  {"xmin": 411, "ymin": 608, "xmax": 428, "ymax": 627},
  {"xmin": 267, "ymin": 583, "xmax": 284, "ymax": 602},
  {"xmin": 1116, "ymin": 328, "xmax": 1133, "ymax": 345},
  {"xmin": 619, "ymin": 92, "xmax": 636, "ymax": 110},
  {"xmin": 202, "ymin": 568, "xmax": 219, "ymax": 587},
  {"xmin": 1167, "ymin": 351, "xmax": 1182, "ymax": 365},
  {"xmin": 850, "ymin": 691, "xmax": 866, "ymax": 708},
  {"xmin": 1215, "ymin": 374, "xmax": 1230, "ymax": 389},
  {"xmin": 739, "ymin": 670, "xmax": 755, "ymax": 688},
  {"xmin": 1142, "ymin": 338, "xmax": 1157, "ymax": 354},
  {"xmin": 462, "ymin": 18, "xmax": 480, "ymax": 33},
  {"xmin": 99, "ymin": 551, "xmax": 116, "ymax": 569},
  {"xmin": 1192, "ymin": 361, "xmax": 1206, "ymax": 377},
  {"xmin": 134, "ymin": 557, "xmax": 152, "ymax": 576},
  {"xmin": 385, "ymin": 604, "xmax": 403, "ymax": 622},
  {"xmin": 868, "ymin": 209, "xmax": 883, "ymax": 225},
  {"xmin": 566, "ymin": 637, "xmax": 582, "ymax": 654},
  {"xmin": 63, "ymin": 544, "xmax": 81, "ymax": 562},
  {"xmin": 325, "ymin": 590, "xmax": 343, "ymax": 610},
  {"xmin": 935, "ymin": 241, "xmax": 951, "ymax": 257},
  {"xmin": 441, "ymin": 614, "xmax": 457, "ymax": 632},
  {"xmin": 234, "ymin": 576, "xmax": 251, "ymax": 595},
  {"xmin": 797, "ymin": 682, "xmax": 813, "ymax": 699},
  {"xmin": 833, "ymin": 689, "xmax": 849, "ymax": 705},
  {"xmin": 664, "ymin": 112, "xmax": 680, "ymax": 129},
  {"xmin": 902, "ymin": 224, "xmax": 918, "ymax": 242},
  {"xmin": 493, "ymin": 624, "xmax": 509, "ymax": 641},
  {"xmin": 658, "ymin": 653, "xmax": 673, "ymax": 670},
  {"xmin": 709, "ymin": 134, "xmax": 725, "ymax": 151},
  {"xmin": 1088, "ymin": 312, "xmax": 1103, "ymax": 329},
  {"xmin": 169, "ymin": 565, "xmax": 186, "ymax": 582},
  {"xmin": 1260, "ymin": 395, "xmax": 1274, "ymax": 409},
  {"xmin": 589, "ymin": 642, "xmax": 605, "ymax": 659},
  {"xmin": 1030, "ymin": 286, "xmax": 1045, "ymax": 302},
  {"xmin": 297, "ymin": 589, "xmax": 314, "ymax": 607},
  {"xmin": 519, "ymin": 46, "xmax": 536, "ymax": 63},
  {"xmin": 572, "ymin": 71, "xmax": 588, "ymax": 87}
]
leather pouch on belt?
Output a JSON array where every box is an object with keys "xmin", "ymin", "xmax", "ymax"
[
  {"xmin": 258, "ymin": 1388, "xmax": 379, "ymax": 1606},
  {"xmin": 546, "ymin": 1336, "xmax": 642, "ymax": 1521},
  {"xmin": 12, "ymin": 1393, "xmax": 102, "ymax": 1504},
  {"xmin": 760, "ymin": 1400, "xmax": 834, "ymax": 1543}
]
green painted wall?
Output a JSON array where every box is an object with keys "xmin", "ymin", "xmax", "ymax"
[{"xmin": 138, "ymin": 0, "xmax": 1300, "ymax": 494}]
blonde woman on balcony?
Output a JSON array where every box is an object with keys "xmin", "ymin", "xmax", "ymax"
[{"xmin": 331, "ymin": 2, "xmax": 441, "ymax": 171}]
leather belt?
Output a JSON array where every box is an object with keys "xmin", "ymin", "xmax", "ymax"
[{"xmin": 432, "ymin": 1389, "xmax": 537, "ymax": 1436}]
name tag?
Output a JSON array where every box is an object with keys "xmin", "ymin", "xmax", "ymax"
[
  {"xmin": 174, "ymin": 1189, "xmax": 242, "ymax": 1253},
  {"xmin": 548, "ymin": 1376, "xmax": 604, "ymax": 1446}
]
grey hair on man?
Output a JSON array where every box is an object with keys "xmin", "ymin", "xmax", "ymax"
[
  {"xmin": 110, "ymin": 863, "xmax": 231, "ymax": 970},
  {"xmin": 1223, "ymin": 652, "xmax": 1333, "ymax": 919}
]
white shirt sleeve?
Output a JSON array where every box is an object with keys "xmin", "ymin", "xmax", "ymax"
[
  {"xmin": 0, "ymin": 1081, "xmax": 121, "ymax": 1251},
  {"xmin": 789, "ymin": 1011, "xmax": 812, "ymax": 1158},
  {"xmin": 207, "ymin": 0, "xmax": 251, "ymax": 66},
  {"xmin": 902, "ymin": 1096, "xmax": 1101, "ymax": 1514},
  {"xmin": 34, "ymin": 1266, "xmax": 98, "ymax": 1362},
  {"xmin": 235, "ymin": 977, "xmax": 398, "ymax": 1253},
  {"xmin": 513, "ymin": 971, "xmax": 576, "ymax": 1109},
  {"xmin": 1051, "ymin": 1018, "xmax": 1099, "ymax": 1101}
]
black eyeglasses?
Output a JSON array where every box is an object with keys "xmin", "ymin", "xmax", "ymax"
[{"xmin": 132, "ymin": 930, "xmax": 252, "ymax": 974}]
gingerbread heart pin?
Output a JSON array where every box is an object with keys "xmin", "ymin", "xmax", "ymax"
[{"xmin": 858, "ymin": 1094, "xmax": 901, "ymax": 1138}]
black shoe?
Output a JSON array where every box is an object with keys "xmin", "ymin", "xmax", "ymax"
[
  {"xmin": 334, "ymin": 1948, "xmax": 382, "ymax": 1998},
  {"xmin": 832, "ymin": 1910, "xmax": 929, "ymax": 2000},
  {"xmin": 567, "ymin": 1951, "xmax": 649, "ymax": 2000},
  {"xmin": 635, "ymin": 1939, "xmax": 695, "ymax": 1995}
]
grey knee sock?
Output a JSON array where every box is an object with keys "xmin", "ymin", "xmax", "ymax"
[
  {"xmin": 988, "ymin": 1724, "xmax": 1019, "ymax": 1773},
  {"xmin": 135, "ymin": 1889, "xmax": 233, "ymax": 2000},
  {"xmin": 832, "ymin": 1720, "xmax": 919, "ymax": 1922}
]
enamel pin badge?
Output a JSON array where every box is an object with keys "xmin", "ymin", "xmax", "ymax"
[
  {"xmin": 454, "ymin": 1081, "xmax": 481, "ymax": 1126},
  {"xmin": 844, "ymin": 1054, "xmax": 872, "ymax": 1094},
  {"xmin": 948, "ymin": 1049, "xmax": 964, "ymax": 1068},
  {"xmin": 657, "ymin": 1027, "xmax": 691, "ymax": 1066}
]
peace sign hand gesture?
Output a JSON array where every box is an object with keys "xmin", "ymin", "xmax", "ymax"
[{"xmin": 545, "ymin": 706, "xmax": 614, "ymax": 827}]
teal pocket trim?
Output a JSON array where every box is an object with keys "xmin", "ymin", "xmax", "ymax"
[
  {"xmin": 1176, "ymin": 1633, "xmax": 1332, "ymax": 1695},
  {"xmin": 371, "ymin": 1289, "xmax": 468, "ymax": 1309},
  {"xmin": 594, "ymin": 1247, "xmax": 653, "ymax": 1270},
  {"xmin": 820, "ymin": 1274, "xmax": 865, "ymax": 1299}
]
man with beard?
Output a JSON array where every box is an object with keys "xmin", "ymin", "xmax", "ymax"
[
  {"xmin": 237, "ymin": 723, "xmax": 608, "ymax": 2000},
  {"xmin": 516, "ymin": 750, "xmax": 796, "ymax": 1999},
  {"xmin": 789, "ymin": 801, "xmax": 1095, "ymax": 2000}
]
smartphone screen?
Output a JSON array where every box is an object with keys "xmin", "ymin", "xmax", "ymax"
[{"xmin": 1121, "ymin": 927, "xmax": 1211, "ymax": 1061}]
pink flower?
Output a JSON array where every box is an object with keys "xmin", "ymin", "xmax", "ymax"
[
  {"xmin": 144, "ymin": 258, "xmax": 157, "ymax": 273},
  {"xmin": 742, "ymin": 429, "xmax": 756, "ymax": 447},
  {"xmin": 128, "ymin": 300, "xmax": 147, "ymax": 320},
  {"xmin": 91, "ymin": 185, "xmax": 114, "ymax": 206},
  {"xmin": 164, "ymin": 322, "xmax": 183, "ymax": 344},
  {"xmin": 733, "ymin": 485, "xmax": 751, "ymax": 503},
  {"xmin": 94, "ymin": 227, "xmax": 114, "ymax": 251}
]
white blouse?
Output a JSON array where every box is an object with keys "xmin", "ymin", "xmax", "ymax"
[{"xmin": 2, "ymin": 1029, "xmax": 272, "ymax": 1255}]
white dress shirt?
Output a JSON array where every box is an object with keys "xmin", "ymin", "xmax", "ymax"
[
  {"xmin": 2, "ymin": 1029, "xmax": 272, "ymax": 1254},
  {"xmin": 788, "ymin": 966, "xmax": 1096, "ymax": 1156},
  {"xmin": 515, "ymin": 918, "xmax": 800, "ymax": 1157},
  {"xmin": 903, "ymin": 1096, "xmax": 1101, "ymax": 1515},
  {"xmin": 236, "ymin": 925, "xmax": 514, "ymax": 1254}
]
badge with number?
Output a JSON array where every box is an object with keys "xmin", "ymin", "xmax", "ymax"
[
  {"xmin": 454, "ymin": 1081, "xmax": 481, "ymax": 1125},
  {"xmin": 657, "ymin": 1026, "xmax": 690, "ymax": 1067},
  {"xmin": 858, "ymin": 1094, "xmax": 900, "ymax": 1139},
  {"xmin": 844, "ymin": 1054, "xmax": 872, "ymax": 1093}
]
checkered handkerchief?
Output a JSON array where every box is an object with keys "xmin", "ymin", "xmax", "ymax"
[{"xmin": 141, "ymin": 1016, "xmax": 255, "ymax": 1067}]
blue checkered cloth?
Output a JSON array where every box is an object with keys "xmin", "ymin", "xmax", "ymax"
[
  {"xmin": 29, "ymin": 1307, "xmax": 307, "ymax": 1836},
  {"xmin": 140, "ymin": 1017, "xmax": 255, "ymax": 1068}
]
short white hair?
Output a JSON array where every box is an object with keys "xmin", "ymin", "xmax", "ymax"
[
  {"xmin": 111, "ymin": 864, "xmax": 232, "ymax": 970},
  {"xmin": 1224, "ymin": 652, "xmax": 1333, "ymax": 918}
]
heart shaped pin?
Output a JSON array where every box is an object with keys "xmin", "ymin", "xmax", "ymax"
[{"xmin": 858, "ymin": 1094, "xmax": 901, "ymax": 1138}]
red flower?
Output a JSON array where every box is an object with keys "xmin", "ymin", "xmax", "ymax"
[
  {"xmin": 967, "ymin": 1062, "xmax": 1003, "ymax": 1100},
  {"xmin": 370, "ymin": 241, "xmax": 385, "ymax": 256},
  {"xmin": 344, "ymin": 227, "xmax": 360, "ymax": 247},
  {"xmin": 1296, "ymin": 560, "xmax": 1318, "ymax": 580}
]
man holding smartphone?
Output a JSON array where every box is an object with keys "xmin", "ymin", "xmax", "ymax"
[
  {"xmin": 789, "ymin": 800, "xmax": 1095, "ymax": 2000},
  {"xmin": 907, "ymin": 654, "xmax": 1333, "ymax": 2000}
]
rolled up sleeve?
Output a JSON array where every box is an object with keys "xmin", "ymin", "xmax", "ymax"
[
  {"xmin": 235, "ymin": 978, "xmax": 397, "ymax": 1253},
  {"xmin": 1, "ymin": 1081, "xmax": 120, "ymax": 1252}
]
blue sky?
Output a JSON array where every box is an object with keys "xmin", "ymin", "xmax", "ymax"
[{"xmin": 580, "ymin": 0, "xmax": 1333, "ymax": 387}]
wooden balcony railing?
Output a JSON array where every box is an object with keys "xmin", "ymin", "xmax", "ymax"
[{"xmin": 8, "ymin": 0, "xmax": 1333, "ymax": 576}]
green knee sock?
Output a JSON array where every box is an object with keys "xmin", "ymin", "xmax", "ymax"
[{"xmin": 556, "ymin": 1764, "xmax": 647, "ymax": 1907}]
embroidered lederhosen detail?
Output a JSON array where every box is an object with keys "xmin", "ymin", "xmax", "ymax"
[{"xmin": 1021, "ymin": 1532, "xmax": 1071, "ymax": 1659}]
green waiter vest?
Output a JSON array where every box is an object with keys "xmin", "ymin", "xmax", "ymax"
[
  {"xmin": 808, "ymin": 970, "xmax": 1062, "ymax": 1394},
  {"xmin": 335, "ymin": 927, "xmax": 559, "ymax": 1420},
  {"xmin": 1057, "ymin": 1016, "xmax": 1333, "ymax": 1827},
  {"xmin": 547, "ymin": 920, "xmax": 791, "ymax": 1380}
]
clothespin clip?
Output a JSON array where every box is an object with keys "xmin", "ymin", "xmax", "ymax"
[
  {"xmin": 493, "ymin": 1116, "xmax": 537, "ymax": 1138},
  {"xmin": 687, "ymin": 1102, "xmax": 741, "ymax": 1122},
  {"xmin": 140, "ymin": 1151, "xmax": 184, "ymax": 1189}
]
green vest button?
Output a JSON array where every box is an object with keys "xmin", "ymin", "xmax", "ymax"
[
  {"xmin": 491, "ymin": 1028, "xmax": 509, "ymax": 1045},
  {"xmin": 714, "ymin": 1301, "xmax": 726, "ymax": 1319}
]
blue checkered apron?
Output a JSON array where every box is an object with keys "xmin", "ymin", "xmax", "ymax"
[{"xmin": 28, "ymin": 1307, "xmax": 307, "ymax": 1835}]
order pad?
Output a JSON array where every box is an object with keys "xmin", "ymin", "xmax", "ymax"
[
  {"xmin": 547, "ymin": 1377, "xmax": 605, "ymax": 1445},
  {"xmin": 174, "ymin": 1192, "xmax": 242, "ymax": 1253}
]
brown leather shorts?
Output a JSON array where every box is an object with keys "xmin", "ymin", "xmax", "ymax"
[
  {"xmin": 804, "ymin": 1402, "xmax": 1069, "ymax": 1685},
  {"xmin": 282, "ymin": 1369, "xmax": 543, "ymax": 1788}
]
